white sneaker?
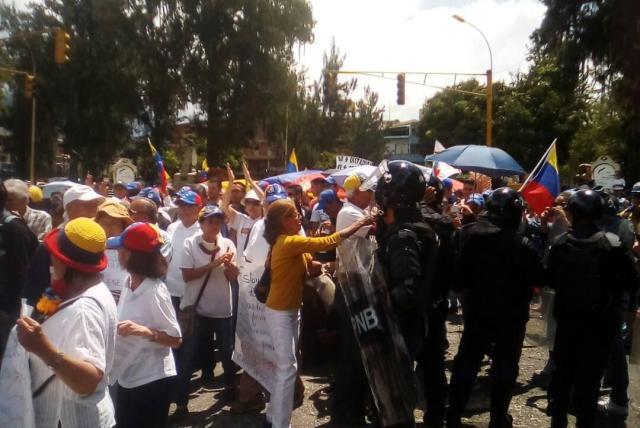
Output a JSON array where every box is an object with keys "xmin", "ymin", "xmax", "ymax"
[{"xmin": 598, "ymin": 397, "xmax": 629, "ymax": 416}]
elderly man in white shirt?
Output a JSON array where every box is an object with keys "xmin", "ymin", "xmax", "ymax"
[
  {"xmin": 165, "ymin": 189, "xmax": 202, "ymax": 309},
  {"xmin": 4, "ymin": 179, "xmax": 52, "ymax": 240}
]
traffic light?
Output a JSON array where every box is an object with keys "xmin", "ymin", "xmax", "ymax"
[
  {"xmin": 54, "ymin": 28, "xmax": 71, "ymax": 64},
  {"xmin": 396, "ymin": 73, "xmax": 405, "ymax": 105},
  {"xmin": 24, "ymin": 74, "xmax": 35, "ymax": 98}
]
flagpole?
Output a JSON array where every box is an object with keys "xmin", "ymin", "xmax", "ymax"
[{"xmin": 519, "ymin": 138, "xmax": 557, "ymax": 192}]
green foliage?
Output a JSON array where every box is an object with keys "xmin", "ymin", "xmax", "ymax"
[
  {"xmin": 285, "ymin": 41, "xmax": 387, "ymax": 169},
  {"xmin": 534, "ymin": 0, "xmax": 640, "ymax": 181}
]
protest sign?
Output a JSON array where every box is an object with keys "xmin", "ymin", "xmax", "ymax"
[
  {"xmin": 232, "ymin": 261, "xmax": 277, "ymax": 393},
  {"xmin": 336, "ymin": 155, "xmax": 373, "ymax": 170}
]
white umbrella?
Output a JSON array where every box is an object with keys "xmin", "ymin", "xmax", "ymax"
[
  {"xmin": 42, "ymin": 180, "xmax": 78, "ymax": 198},
  {"xmin": 329, "ymin": 165, "xmax": 377, "ymax": 187}
]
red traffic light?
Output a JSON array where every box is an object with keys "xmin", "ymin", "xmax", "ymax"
[{"xmin": 396, "ymin": 73, "xmax": 405, "ymax": 105}]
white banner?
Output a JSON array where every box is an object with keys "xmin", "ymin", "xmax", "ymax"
[
  {"xmin": 336, "ymin": 155, "xmax": 373, "ymax": 170},
  {"xmin": 232, "ymin": 262, "xmax": 277, "ymax": 393}
]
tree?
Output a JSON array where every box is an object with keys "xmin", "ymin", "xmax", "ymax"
[
  {"xmin": 0, "ymin": 1, "xmax": 141, "ymax": 176},
  {"xmin": 126, "ymin": 0, "xmax": 189, "ymax": 150},
  {"xmin": 533, "ymin": 0, "xmax": 640, "ymax": 180},
  {"xmin": 180, "ymin": 0, "xmax": 314, "ymax": 167}
]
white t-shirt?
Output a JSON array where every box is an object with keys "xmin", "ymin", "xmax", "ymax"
[
  {"xmin": 243, "ymin": 218, "xmax": 269, "ymax": 267},
  {"xmin": 112, "ymin": 277, "xmax": 181, "ymax": 389},
  {"xmin": 103, "ymin": 249, "xmax": 128, "ymax": 303},
  {"xmin": 336, "ymin": 202, "xmax": 371, "ymax": 264},
  {"xmin": 31, "ymin": 282, "xmax": 117, "ymax": 428},
  {"xmin": 180, "ymin": 234, "xmax": 236, "ymax": 318},
  {"xmin": 231, "ymin": 212, "xmax": 260, "ymax": 256},
  {"xmin": 166, "ymin": 220, "xmax": 201, "ymax": 298}
]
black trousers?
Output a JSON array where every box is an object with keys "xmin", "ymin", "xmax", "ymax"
[
  {"xmin": 331, "ymin": 285, "xmax": 369, "ymax": 417},
  {"xmin": 116, "ymin": 377, "xmax": 174, "ymax": 428},
  {"xmin": 418, "ymin": 301, "xmax": 448, "ymax": 426},
  {"xmin": 447, "ymin": 319, "xmax": 527, "ymax": 428},
  {"xmin": 547, "ymin": 312, "xmax": 619, "ymax": 428}
]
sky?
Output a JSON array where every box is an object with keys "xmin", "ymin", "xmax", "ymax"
[
  {"xmin": 298, "ymin": 0, "xmax": 547, "ymax": 121},
  {"xmin": 10, "ymin": 0, "xmax": 546, "ymax": 122}
]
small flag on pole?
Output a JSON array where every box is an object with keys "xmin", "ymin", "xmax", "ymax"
[
  {"xmin": 286, "ymin": 148, "xmax": 299, "ymax": 173},
  {"xmin": 148, "ymin": 138, "xmax": 170, "ymax": 194},
  {"xmin": 520, "ymin": 140, "xmax": 561, "ymax": 214}
]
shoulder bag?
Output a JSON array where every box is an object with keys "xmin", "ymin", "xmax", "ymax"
[
  {"xmin": 253, "ymin": 248, "xmax": 272, "ymax": 304},
  {"xmin": 178, "ymin": 247, "xmax": 219, "ymax": 338}
]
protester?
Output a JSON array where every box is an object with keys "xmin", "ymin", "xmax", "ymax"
[
  {"xmin": 331, "ymin": 172, "xmax": 373, "ymax": 425},
  {"xmin": 447, "ymin": 188, "xmax": 543, "ymax": 428},
  {"xmin": 128, "ymin": 197, "xmax": 172, "ymax": 260},
  {"xmin": 175, "ymin": 205, "xmax": 238, "ymax": 418},
  {"xmin": 222, "ymin": 163, "xmax": 264, "ymax": 256},
  {"xmin": 546, "ymin": 189, "xmax": 638, "ymax": 428},
  {"xmin": 309, "ymin": 177, "xmax": 336, "ymax": 234},
  {"xmin": 165, "ymin": 189, "xmax": 202, "ymax": 309},
  {"xmin": 23, "ymin": 184, "xmax": 105, "ymax": 307},
  {"xmin": 18, "ymin": 218, "xmax": 117, "ymax": 427},
  {"xmin": 207, "ymin": 176, "xmax": 223, "ymax": 206},
  {"xmin": 5, "ymin": 179, "xmax": 52, "ymax": 240},
  {"xmin": 108, "ymin": 222, "xmax": 182, "ymax": 428},
  {"xmin": 229, "ymin": 183, "xmax": 289, "ymax": 415},
  {"xmin": 229, "ymin": 181, "xmax": 247, "ymax": 213},
  {"xmin": 95, "ymin": 199, "xmax": 134, "ymax": 302},
  {"xmin": 113, "ymin": 182, "xmax": 128, "ymax": 201},
  {"xmin": 262, "ymin": 198, "xmax": 372, "ymax": 428},
  {"xmin": 0, "ymin": 181, "xmax": 38, "ymax": 365}
]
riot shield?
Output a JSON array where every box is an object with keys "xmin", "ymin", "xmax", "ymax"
[{"xmin": 336, "ymin": 238, "xmax": 416, "ymax": 426}]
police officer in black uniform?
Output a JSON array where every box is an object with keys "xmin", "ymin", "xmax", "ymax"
[
  {"xmin": 545, "ymin": 189, "xmax": 638, "ymax": 428},
  {"xmin": 446, "ymin": 187, "xmax": 543, "ymax": 428},
  {"xmin": 419, "ymin": 174, "xmax": 455, "ymax": 428},
  {"xmin": 375, "ymin": 161, "xmax": 439, "ymax": 427}
]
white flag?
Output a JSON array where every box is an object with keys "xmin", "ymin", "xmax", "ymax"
[{"xmin": 433, "ymin": 140, "xmax": 446, "ymax": 154}]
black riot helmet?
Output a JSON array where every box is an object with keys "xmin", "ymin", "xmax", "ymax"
[
  {"xmin": 486, "ymin": 187, "xmax": 524, "ymax": 227},
  {"xmin": 567, "ymin": 189, "xmax": 604, "ymax": 223},
  {"xmin": 375, "ymin": 161, "xmax": 426, "ymax": 210}
]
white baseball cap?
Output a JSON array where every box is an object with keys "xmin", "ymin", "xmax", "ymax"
[
  {"xmin": 241, "ymin": 189, "xmax": 261, "ymax": 205},
  {"xmin": 63, "ymin": 185, "xmax": 105, "ymax": 209}
]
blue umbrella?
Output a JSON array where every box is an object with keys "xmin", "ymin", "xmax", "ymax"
[{"xmin": 425, "ymin": 144, "xmax": 525, "ymax": 177}]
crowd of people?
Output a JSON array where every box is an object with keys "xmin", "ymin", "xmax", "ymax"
[{"xmin": 0, "ymin": 160, "xmax": 638, "ymax": 428}]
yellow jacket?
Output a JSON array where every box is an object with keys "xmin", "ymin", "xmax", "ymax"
[{"xmin": 266, "ymin": 233, "xmax": 342, "ymax": 311}]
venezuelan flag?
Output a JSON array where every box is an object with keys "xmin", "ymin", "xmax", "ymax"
[
  {"xmin": 520, "ymin": 141, "xmax": 560, "ymax": 214},
  {"xmin": 147, "ymin": 139, "xmax": 170, "ymax": 194},
  {"xmin": 286, "ymin": 148, "xmax": 299, "ymax": 173}
]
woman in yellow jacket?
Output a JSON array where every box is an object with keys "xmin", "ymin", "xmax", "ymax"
[{"xmin": 262, "ymin": 199, "xmax": 372, "ymax": 428}]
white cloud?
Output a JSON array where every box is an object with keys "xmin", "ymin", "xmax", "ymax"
[{"xmin": 297, "ymin": 0, "xmax": 546, "ymax": 121}]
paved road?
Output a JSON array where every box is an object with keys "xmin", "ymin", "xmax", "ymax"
[{"xmin": 169, "ymin": 313, "xmax": 640, "ymax": 427}]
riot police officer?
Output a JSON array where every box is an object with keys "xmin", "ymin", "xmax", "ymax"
[
  {"xmin": 546, "ymin": 189, "xmax": 638, "ymax": 428},
  {"xmin": 419, "ymin": 174, "xmax": 455, "ymax": 428},
  {"xmin": 375, "ymin": 161, "xmax": 439, "ymax": 427},
  {"xmin": 446, "ymin": 188, "xmax": 543, "ymax": 428}
]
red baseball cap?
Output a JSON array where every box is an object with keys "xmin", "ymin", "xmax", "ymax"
[{"xmin": 107, "ymin": 222, "xmax": 163, "ymax": 253}]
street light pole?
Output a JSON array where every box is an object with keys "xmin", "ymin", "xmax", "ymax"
[{"xmin": 453, "ymin": 14, "xmax": 493, "ymax": 146}]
